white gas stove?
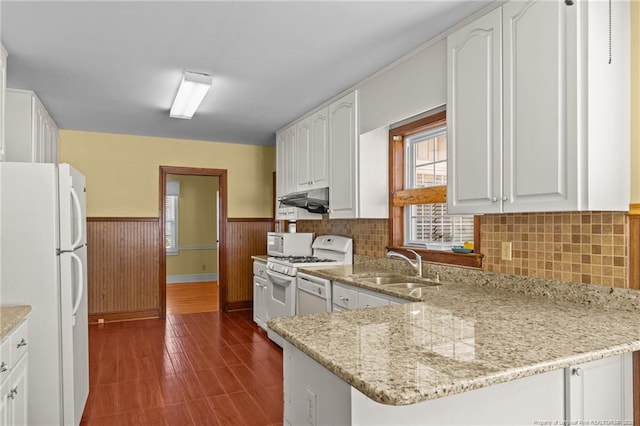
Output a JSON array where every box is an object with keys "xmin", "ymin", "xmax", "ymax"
[{"xmin": 266, "ymin": 235, "xmax": 353, "ymax": 276}]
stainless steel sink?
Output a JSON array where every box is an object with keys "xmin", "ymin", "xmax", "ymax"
[
  {"xmin": 385, "ymin": 282, "xmax": 439, "ymax": 289},
  {"xmin": 359, "ymin": 276, "xmax": 442, "ymax": 288},
  {"xmin": 360, "ymin": 276, "xmax": 411, "ymax": 285}
]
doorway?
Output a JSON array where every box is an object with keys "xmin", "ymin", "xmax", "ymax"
[{"xmin": 159, "ymin": 166, "xmax": 228, "ymax": 317}]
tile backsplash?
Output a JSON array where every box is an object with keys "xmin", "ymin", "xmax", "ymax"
[
  {"xmin": 481, "ymin": 212, "xmax": 628, "ymax": 288},
  {"xmin": 296, "ymin": 217, "xmax": 388, "ymax": 257},
  {"xmin": 296, "ymin": 211, "xmax": 629, "ymax": 288}
]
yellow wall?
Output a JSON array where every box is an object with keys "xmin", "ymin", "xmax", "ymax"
[
  {"xmin": 632, "ymin": 0, "xmax": 640, "ymax": 204},
  {"xmin": 166, "ymin": 175, "xmax": 219, "ymax": 276},
  {"xmin": 59, "ymin": 130, "xmax": 275, "ymax": 217}
]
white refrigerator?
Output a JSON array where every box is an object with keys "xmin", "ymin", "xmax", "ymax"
[{"xmin": 0, "ymin": 162, "xmax": 89, "ymax": 426}]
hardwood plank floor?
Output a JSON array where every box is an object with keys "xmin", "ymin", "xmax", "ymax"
[
  {"xmin": 81, "ymin": 311, "xmax": 283, "ymax": 426},
  {"xmin": 166, "ymin": 281, "xmax": 219, "ymax": 315}
]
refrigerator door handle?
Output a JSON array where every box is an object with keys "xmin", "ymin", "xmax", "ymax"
[
  {"xmin": 70, "ymin": 252, "xmax": 84, "ymax": 319},
  {"xmin": 70, "ymin": 186, "xmax": 83, "ymax": 249}
]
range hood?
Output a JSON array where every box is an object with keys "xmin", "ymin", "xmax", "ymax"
[{"xmin": 279, "ymin": 187, "xmax": 329, "ymax": 214}]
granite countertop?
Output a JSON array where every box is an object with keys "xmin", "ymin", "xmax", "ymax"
[
  {"xmin": 268, "ymin": 262, "xmax": 640, "ymax": 406},
  {"xmin": 0, "ymin": 305, "xmax": 31, "ymax": 340}
]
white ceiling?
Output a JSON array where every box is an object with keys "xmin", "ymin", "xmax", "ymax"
[{"xmin": 1, "ymin": 1, "xmax": 490, "ymax": 146}]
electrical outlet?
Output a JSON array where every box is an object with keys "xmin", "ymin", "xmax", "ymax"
[
  {"xmin": 98, "ymin": 318, "xmax": 104, "ymax": 324},
  {"xmin": 501, "ymin": 242, "xmax": 512, "ymax": 261},
  {"xmin": 306, "ymin": 387, "xmax": 317, "ymax": 426}
]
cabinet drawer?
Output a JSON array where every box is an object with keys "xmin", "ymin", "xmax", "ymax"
[
  {"xmin": 9, "ymin": 320, "xmax": 28, "ymax": 365},
  {"xmin": 332, "ymin": 284, "xmax": 358, "ymax": 310},
  {"xmin": 358, "ymin": 292, "xmax": 389, "ymax": 309},
  {"xmin": 0, "ymin": 338, "xmax": 9, "ymax": 384},
  {"xmin": 253, "ymin": 261, "xmax": 267, "ymax": 278}
]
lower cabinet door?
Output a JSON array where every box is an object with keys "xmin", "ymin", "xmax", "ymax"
[
  {"xmin": 6, "ymin": 355, "xmax": 27, "ymax": 426},
  {"xmin": 566, "ymin": 353, "xmax": 632, "ymax": 422},
  {"xmin": 0, "ymin": 378, "xmax": 9, "ymax": 426}
]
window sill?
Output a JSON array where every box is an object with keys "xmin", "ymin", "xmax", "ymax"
[{"xmin": 387, "ymin": 246, "xmax": 483, "ymax": 269}]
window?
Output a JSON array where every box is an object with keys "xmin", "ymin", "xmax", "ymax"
[
  {"xmin": 165, "ymin": 195, "xmax": 178, "ymax": 255},
  {"xmin": 389, "ymin": 110, "xmax": 481, "ymax": 268},
  {"xmin": 404, "ymin": 126, "xmax": 474, "ymax": 249}
]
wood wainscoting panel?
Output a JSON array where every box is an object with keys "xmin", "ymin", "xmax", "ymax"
[
  {"xmin": 87, "ymin": 218, "xmax": 160, "ymax": 317},
  {"xmin": 225, "ymin": 218, "xmax": 273, "ymax": 307}
]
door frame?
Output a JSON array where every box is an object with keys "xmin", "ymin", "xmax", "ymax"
[{"xmin": 159, "ymin": 166, "xmax": 228, "ymax": 317}]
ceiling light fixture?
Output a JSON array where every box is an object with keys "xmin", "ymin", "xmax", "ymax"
[{"xmin": 169, "ymin": 71, "xmax": 212, "ymax": 119}]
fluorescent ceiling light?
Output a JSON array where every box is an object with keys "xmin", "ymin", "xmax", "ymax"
[{"xmin": 170, "ymin": 71, "xmax": 212, "ymax": 119}]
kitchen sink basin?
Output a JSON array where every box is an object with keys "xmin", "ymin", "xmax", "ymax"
[
  {"xmin": 385, "ymin": 282, "xmax": 440, "ymax": 289},
  {"xmin": 359, "ymin": 276, "xmax": 442, "ymax": 288},
  {"xmin": 360, "ymin": 276, "xmax": 410, "ymax": 285}
]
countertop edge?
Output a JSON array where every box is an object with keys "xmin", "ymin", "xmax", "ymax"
[
  {"xmin": 0, "ymin": 305, "xmax": 32, "ymax": 340},
  {"xmin": 269, "ymin": 318, "xmax": 640, "ymax": 406}
]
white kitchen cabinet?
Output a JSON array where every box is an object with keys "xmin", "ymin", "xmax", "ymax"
[
  {"xmin": 5, "ymin": 89, "xmax": 59, "ymax": 164},
  {"xmin": 275, "ymin": 125, "xmax": 296, "ymax": 220},
  {"xmin": 332, "ymin": 281, "xmax": 407, "ymax": 312},
  {"xmin": 252, "ymin": 260, "xmax": 268, "ymax": 331},
  {"xmin": 332, "ymin": 282, "xmax": 359, "ymax": 311},
  {"xmin": 448, "ymin": 0, "xmax": 629, "ymax": 214},
  {"xmin": 0, "ymin": 46, "xmax": 6, "ymax": 162},
  {"xmin": 566, "ymin": 353, "xmax": 632, "ymax": 422},
  {"xmin": 328, "ymin": 91, "xmax": 388, "ymax": 219},
  {"xmin": 296, "ymin": 107, "xmax": 329, "ymax": 192},
  {"xmin": 276, "ymin": 124, "xmax": 323, "ymax": 221},
  {"xmin": 284, "ymin": 341, "xmax": 351, "ymax": 426},
  {"xmin": 0, "ymin": 318, "xmax": 29, "ymax": 426},
  {"xmin": 276, "ymin": 125, "xmax": 296, "ymax": 199},
  {"xmin": 284, "ymin": 339, "xmax": 631, "ymax": 426},
  {"xmin": 328, "ymin": 91, "xmax": 358, "ymax": 218},
  {"xmin": 357, "ymin": 292, "xmax": 389, "ymax": 309}
]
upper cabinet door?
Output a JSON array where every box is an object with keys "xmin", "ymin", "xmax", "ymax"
[
  {"xmin": 309, "ymin": 107, "xmax": 329, "ymax": 189},
  {"xmin": 447, "ymin": 7, "xmax": 502, "ymax": 214},
  {"xmin": 329, "ymin": 91, "xmax": 358, "ymax": 219},
  {"xmin": 502, "ymin": 0, "xmax": 576, "ymax": 212},
  {"xmin": 275, "ymin": 130, "xmax": 287, "ymax": 198},
  {"xmin": 295, "ymin": 117, "xmax": 312, "ymax": 190}
]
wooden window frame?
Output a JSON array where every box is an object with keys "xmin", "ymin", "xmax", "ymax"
[{"xmin": 388, "ymin": 110, "xmax": 483, "ymax": 268}]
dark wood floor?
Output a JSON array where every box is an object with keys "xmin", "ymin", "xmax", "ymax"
[{"xmin": 80, "ymin": 310, "xmax": 283, "ymax": 425}]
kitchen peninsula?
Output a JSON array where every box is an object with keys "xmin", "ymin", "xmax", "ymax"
[{"xmin": 268, "ymin": 262, "xmax": 639, "ymax": 425}]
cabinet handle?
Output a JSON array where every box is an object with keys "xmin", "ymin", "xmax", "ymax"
[
  {"xmin": 492, "ymin": 196, "xmax": 498, "ymax": 202},
  {"xmin": 7, "ymin": 387, "xmax": 17, "ymax": 400},
  {"xmin": 502, "ymin": 195, "xmax": 507, "ymax": 201},
  {"xmin": 572, "ymin": 367, "xmax": 582, "ymax": 376},
  {"xmin": 339, "ymin": 296, "xmax": 349, "ymax": 302},
  {"xmin": 0, "ymin": 362, "xmax": 7, "ymax": 373},
  {"xmin": 564, "ymin": 0, "xmax": 574, "ymax": 5},
  {"xmin": 16, "ymin": 338, "xmax": 27, "ymax": 348}
]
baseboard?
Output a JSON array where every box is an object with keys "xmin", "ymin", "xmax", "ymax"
[
  {"xmin": 89, "ymin": 309, "xmax": 160, "ymax": 324},
  {"xmin": 166, "ymin": 273, "xmax": 218, "ymax": 284},
  {"xmin": 226, "ymin": 301, "xmax": 252, "ymax": 312}
]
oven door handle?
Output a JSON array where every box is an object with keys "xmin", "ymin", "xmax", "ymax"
[{"xmin": 266, "ymin": 270, "xmax": 294, "ymax": 286}]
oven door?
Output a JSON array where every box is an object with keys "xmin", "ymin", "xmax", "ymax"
[{"xmin": 265, "ymin": 270, "xmax": 296, "ymax": 320}]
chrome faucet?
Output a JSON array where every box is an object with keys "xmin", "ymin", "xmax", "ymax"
[{"xmin": 386, "ymin": 249, "xmax": 422, "ymax": 277}]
